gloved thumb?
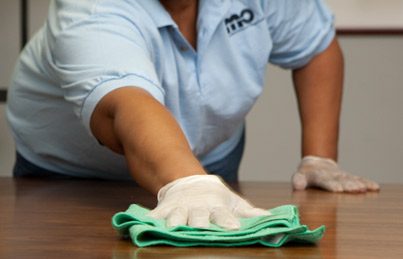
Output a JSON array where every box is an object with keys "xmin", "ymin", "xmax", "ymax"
[{"xmin": 292, "ymin": 172, "xmax": 308, "ymax": 190}]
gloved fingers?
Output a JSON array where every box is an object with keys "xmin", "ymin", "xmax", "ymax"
[
  {"xmin": 316, "ymin": 175, "xmax": 366, "ymax": 193},
  {"xmin": 294, "ymin": 156, "xmax": 380, "ymax": 193},
  {"xmin": 238, "ymin": 207, "xmax": 271, "ymax": 218},
  {"xmin": 314, "ymin": 179, "xmax": 344, "ymax": 192},
  {"xmin": 148, "ymin": 206, "xmax": 170, "ymax": 220},
  {"xmin": 292, "ymin": 172, "xmax": 308, "ymax": 190},
  {"xmin": 338, "ymin": 171, "xmax": 379, "ymax": 192},
  {"xmin": 210, "ymin": 207, "xmax": 241, "ymax": 230},
  {"xmin": 356, "ymin": 177, "xmax": 380, "ymax": 191},
  {"xmin": 166, "ymin": 207, "xmax": 188, "ymax": 228},
  {"xmin": 339, "ymin": 177, "xmax": 367, "ymax": 193},
  {"xmin": 188, "ymin": 207, "xmax": 210, "ymax": 229},
  {"xmin": 233, "ymin": 200, "xmax": 270, "ymax": 218},
  {"xmin": 308, "ymin": 174, "xmax": 374, "ymax": 193}
]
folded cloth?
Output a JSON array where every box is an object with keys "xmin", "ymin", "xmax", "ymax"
[{"xmin": 112, "ymin": 204, "xmax": 325, "ymax": 247}]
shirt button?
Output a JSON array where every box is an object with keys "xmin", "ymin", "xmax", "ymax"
[{"xmin": 179, "ymin": 46, "xmax": 189, "ymax": 52}]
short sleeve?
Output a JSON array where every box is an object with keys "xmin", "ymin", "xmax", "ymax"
[
  {"xmin": 267, "ymin": 0, "xmax": 335, "ymax": 69},
  {"xmin": 50, "ymin": 10, "xmax": 165, "ymax": 133}
]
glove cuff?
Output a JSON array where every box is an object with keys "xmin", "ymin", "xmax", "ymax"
[
  {"xmin": 157, "ymin": 174, "xmax": 222, "ymax": 202},
  {"xmin": 301, "ymin": 155, "xmax": 338, "ymax": 167}
]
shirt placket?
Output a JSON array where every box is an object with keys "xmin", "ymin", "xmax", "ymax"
[{"xmin": 196, "ymin": 0, "xmax": 231, "ymax": 92}]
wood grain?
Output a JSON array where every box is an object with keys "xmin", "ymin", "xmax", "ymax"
[{"xmin": 1, "ymin": 178, "xmax": 402, "ymax": 258}]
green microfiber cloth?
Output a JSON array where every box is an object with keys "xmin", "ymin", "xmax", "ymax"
[{"xmin": 112, "ymin": 204, "xmax": 325, "ymax": 247}]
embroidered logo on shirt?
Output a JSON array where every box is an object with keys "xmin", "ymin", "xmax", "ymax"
[{"xmin": 225, "ymin": 9, "xmax": 254, "ymax": 34}]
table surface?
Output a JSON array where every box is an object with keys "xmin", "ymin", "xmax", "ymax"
[{"xmin": 1, "ymin": 177, "xmax": 402, "ymax": 259}]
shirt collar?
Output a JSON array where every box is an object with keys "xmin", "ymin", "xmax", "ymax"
[
  {"xmin": 137, "ymin": 0, "xmax": 176, "ymax": 28},
  {"xmin": 137, "ymin": 0, "xmax": 232, "ymax": 33},
  {"xmin": 197, "ymin": 0, "xmax": 231, "ymax": 36}
]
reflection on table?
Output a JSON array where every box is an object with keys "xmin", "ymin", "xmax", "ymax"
[{"xmin": 1, "ymin": 178, "xmax": 402, "ymax": 258}]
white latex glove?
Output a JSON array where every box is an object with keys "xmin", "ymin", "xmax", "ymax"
[
  {"xmin": 148, "ymin": 175, "xmax": 269, "ymax": 230},
  {"xmin": 292, "ymin": 156, "xmax": 380, "ymax": 192}
]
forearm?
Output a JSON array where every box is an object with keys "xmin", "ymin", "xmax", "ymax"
[
  {"xmin": 292, "ymin": 38, "xmax": 344, "ymax": 161},
  {"xmin": 90, "ymin": 87, "xmax": 206, "ymax": 194}
]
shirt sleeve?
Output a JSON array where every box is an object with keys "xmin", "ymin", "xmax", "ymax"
[
  {"xmin": 266, "ymin": 0, "xmax": 335, "ymax": 69},
  {"xmin": 49, "ymin": 9, "xmax": 165, "ymax": 134}
]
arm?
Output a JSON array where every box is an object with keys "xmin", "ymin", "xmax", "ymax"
[
  {"xmin": 291, "ymin": 38, "xmax": 379, "ymax": 192},
  {"xmin": 90, "ymin": 87, "xmax": 206, "ymax": 195},
  {"xmin": 292, "ymin": 37, "xmax": 343, "ymax": 161},
  {"xmin": 90, "ymin": 87, "xmax": 268, "ymax": 228}
]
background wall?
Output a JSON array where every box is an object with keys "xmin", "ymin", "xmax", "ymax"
[
  {"xmin": 326, "ymin": 0, "xmax": 403, "ymax": 30},
  {"xmin": 0, "ymin": 0, "xmax": 20, "ymax": 177},
  {"xmin": 240, "ymin": 36, "xmax": 403, "ymax": 183},
  {"xmin": 1, "ymin": 1, "xmax": 402, "ymax": 183},
  {"xmin": 0, "ymin": 0, "xmax": 50, "ymax": 177}
]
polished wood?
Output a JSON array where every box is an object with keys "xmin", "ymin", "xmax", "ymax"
[{"xmin": 1, "ymin": 178, "xmax": 402, "ymax": 258}]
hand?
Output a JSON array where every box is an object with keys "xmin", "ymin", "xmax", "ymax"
[
  {"xmin": 148, "ymin": 175, "xmax": 269, "ymax": 230},
  {"xmin": 292, "ymin": 156, "xmax": 380, "ymax": 193}
]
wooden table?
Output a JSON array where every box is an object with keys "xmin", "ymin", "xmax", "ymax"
[{"xmin": 1, "ymin": 177, "xmax": 402, "ymax": 258}]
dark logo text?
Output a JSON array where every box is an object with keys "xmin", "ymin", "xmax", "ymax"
[{"xmin": 225, "ymin": 9, "xmax": 254, "ymax": 34}]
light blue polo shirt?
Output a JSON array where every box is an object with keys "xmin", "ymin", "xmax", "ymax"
[{"xmin": 6, "ymin": 0, "xmax": 335, "ymax": 179}]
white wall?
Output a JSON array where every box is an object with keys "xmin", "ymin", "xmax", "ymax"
[
  {"xmin": 325, "ymin": 0, "xmax": 403, "ymax": 29},
  {"xmin": 1, "ymin": 1, "xmax": 402, "ymax": 183},
  {"xmin": 0, "ymin": 0, "xmax": 19, "ymax": 175},
  {"xmin": 0, "ymin": 0, "xmax": 50, "ymax": 176},
  {"xmin": 0, "ymin": 0, "xmax": 19, "ymax": 88}
]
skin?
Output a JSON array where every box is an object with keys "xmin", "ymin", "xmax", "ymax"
[
  {"xmin": 293, "ymin": 38, "xmax": 344, "ymax": 161},
  {"xmin": 160, "ymin": 0, "xmax": 198, "ymax": 49},
  {"xmin": 90, "ymin": 87, "xmax": 207, "ymax": 195},
  {"xmin": 90, "ymin": 0, "xmax": 355, "ymax": 194},
  {"xmin": 91, "ymin": 1, "xmax": 202, "ymax": 195}
]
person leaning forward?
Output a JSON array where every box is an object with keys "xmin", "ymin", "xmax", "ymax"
[{"xmin": 6, "ymin": 0, "xmax": 379, "ymax": 229}]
